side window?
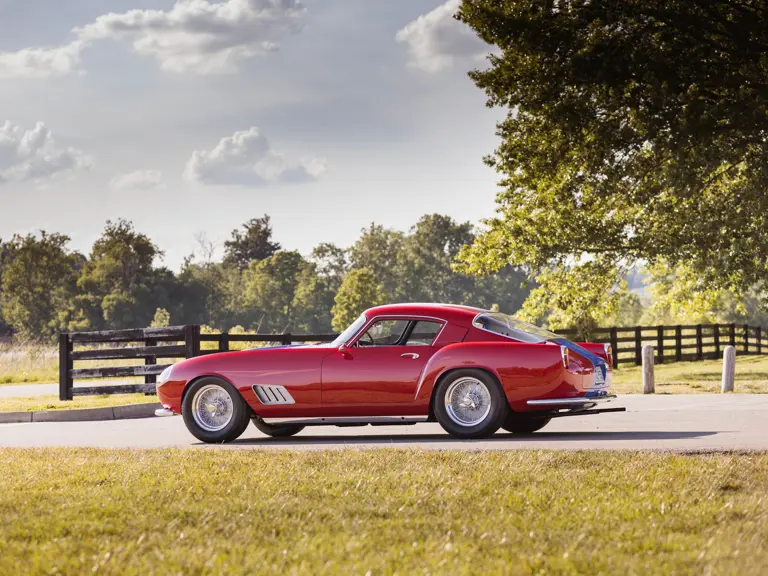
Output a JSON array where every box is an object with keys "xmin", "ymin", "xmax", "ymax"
[
  {"xmin": 358, "ymin": 320, "xmax": 410, "ymax": 346},
  {"xmin": 406, "ymin": 321, "xmax": 442, "ymax": 346}
]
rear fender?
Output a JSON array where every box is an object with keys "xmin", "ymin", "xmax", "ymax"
[
  {"xmin": 576, "ymin": 342, "xmax": 611, "ymax": 368},
  {"xmin": 415, "ymin": 341, "xmax": 567, "ymax": 409}
]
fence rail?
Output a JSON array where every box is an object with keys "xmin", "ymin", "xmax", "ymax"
[{"xmin": 58, "ymin": 322, "xmax": 768, "ymax": 399}]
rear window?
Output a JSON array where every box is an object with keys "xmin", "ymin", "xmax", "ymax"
[{"xmin": 472, "ymin": 312, "xmax": 559, "ymax": 344}]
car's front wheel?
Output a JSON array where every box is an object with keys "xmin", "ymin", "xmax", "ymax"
[
  {"xmin": 251, "ymin": 416, "xmax": 305, "ymax": 438},
  {"xmin": 182, "ymin": 377, "xmax": 251, "ymax": 443},
  {"xmin": 502, "ymin": 413, "xmax": 551, "ymax": 434},
  {"xmin": 433, "ymin": 369, "xmax": 508, "ymax": 439}
]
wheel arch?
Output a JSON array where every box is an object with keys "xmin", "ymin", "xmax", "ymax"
[
  {"xmin": 180, "ymin": 373, "xmax": 253, "ymax": 416},
  {"xmin": 427, "ymin": 366, "xmax": 505, "ymax": 421}
]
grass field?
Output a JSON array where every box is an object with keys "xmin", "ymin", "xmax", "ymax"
[
  {"xmin": 0, "ymin": 393, "xmax": 158, "ymax": 413},
  {"xmin": 612, "ymin": 354, "xmax": 768, "ymax": 394},
  {"xmin": 0, "ymin": 449, "xmax": 766, "ymax": 575}
]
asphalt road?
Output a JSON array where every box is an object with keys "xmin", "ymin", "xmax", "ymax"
[{"xmin": 2, "ymin": 395, "xmax": 767, "ymax": 451}]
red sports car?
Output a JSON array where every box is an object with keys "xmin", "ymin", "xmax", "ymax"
[{"xmin": 155, "ymin": 303, "xmax": 623, "ymax": 443}]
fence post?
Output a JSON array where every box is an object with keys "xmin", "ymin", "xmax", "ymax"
[
  {"xmin": 58, "ymin": 333, "xmax": 73, "ymax": 401},
  {"xmin": 634, "ymin": 326, "xmax": 642, "ymax": 366},
  {"xmin": 696, "ymin": 324, "xmax": 703, "ymax": 360},
  {"xmin": 713, "ymin": 325, "xmax": 721, "ymax": 360},
  {"xmin": 730, "ymin": 323, "xmax": 736, "ymax": 347},
  {"xmin": 743, "ymin": 323, "xmax": 749, "ymax": 354},
  {"xmin": 282, "ymin": 333, "xmax": 292, "ymax": 346},
  {"xmin": 610, "ymin": 327, "xmax": 619, "ymax": 368},
  {"xmin": 757, "ymin": 327, "xmax": 762, "ymax": 355},
  {"xmin": 656, "ymin": 326, "xmax": 664, "ymax": 364},
  {"xmin": 184, "ymin": 325, "xmax": 201, "ymax": 358},
  {"xmin": 145, "ymin": 338, "xmax": 157, "ymax": 385},
  {"xmin": 675, "ymin": 325, "xmax": 682, "ymax": 362},
  {"xmin": 642, "ymin": 345, "xmax": 655, "ymax": 394},
  {"xmin": 220, "ymin": 332, "xmax": 230, "ymax": 353},
  {"xmin": 721, "ymin": 346, "xmax": 736, "ymax": 393}
]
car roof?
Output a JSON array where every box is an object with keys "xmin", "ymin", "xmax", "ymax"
[{"xmin": 363, "ymin": 303, "xmax": 488, "ymax": 325}]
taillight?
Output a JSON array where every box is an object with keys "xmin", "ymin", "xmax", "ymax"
[
  {"xmin": 560, "ymin": 345, "xmax": 569, "ymax": 368},
  {"xmin": 604, "ymin": 344, "xmax": 613, "ymax": 368}
]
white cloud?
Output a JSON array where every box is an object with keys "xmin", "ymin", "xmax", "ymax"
[
  {"xmin": 0, "ymin": 121, "xmax": 91, "ymax": 184},
  {"xmin": 396, "ymin": 0, "xmax": 488, "ymax": 73},
  {"xmin": 183, "ymin": 127, "xmax": 325, "ymax": 186},
  {"xmin": 109, "ymin": 170, "xmax": 164, "ymax": 191},
  {"xmin": 0, "ymin": 41, "xmax": 88, "ymax": 79},
  {"xmin": 0, "ymin": 0, "xmax": 305, "ymax": 78}
]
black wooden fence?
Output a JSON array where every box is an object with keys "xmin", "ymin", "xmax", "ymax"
[
  {"xmin": 553, "ymin": 323, "xmax": 765, "ymax": 367},
  {"xmin": 58, "ymin": 326, "xmax": 336, "ymax": 400},
  {"xmin": 58, "ymin": 322, "xmax": 768, "ymax": 400}
]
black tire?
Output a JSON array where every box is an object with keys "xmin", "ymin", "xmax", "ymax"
[
  {"xmin": 502, "ymin": 413, "xmax": 551, "ymax": 434},
  {"xmin": 251, "ymin": 416, "xmax": 305, "ymax": 438},
  {"xmin": 182, "ymin": 377, "xmax": 252, "ymax": 444},
  {"xmin": 433, "ymin": 369, "xmax": 508, "ymax": 439}
]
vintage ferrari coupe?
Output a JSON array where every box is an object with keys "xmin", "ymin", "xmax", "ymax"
[{"xmin": 155, "ymin": 303, "xmax": 623, "ymax": 443}]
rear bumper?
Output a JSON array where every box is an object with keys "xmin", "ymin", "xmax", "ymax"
[{"xmin": 527, "ymin": 394, "xmax": 617, "ymax": 407}]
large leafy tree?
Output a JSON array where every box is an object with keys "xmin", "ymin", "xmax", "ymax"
[
  {"xmin": 0, "ymin": 233, "xmax": 83, "ymax": 339},
  {"xmin": 331, "ymin": 268, "xmax": 386, "ymax": 332},
  {"xmin": 74, "ymin": 220, "xmax": 172, "ymax": 330},
  {"xmin": 223, "ymin": 215, "xmax": 281, "ymax": 271},
  {"xmin": 0, "ymin": 239, "xmax": 10, "ymax": 336},
  {"xmin": 242, "ymin": 251, "xmax": 306, "ymax": 333},
  {"xmin": 457, "ymin": 1, "xmax": 768, "ymax": 295},
  {"xmin": 292, "ymin": 244, "xmax": 349, "ymax": 333}
]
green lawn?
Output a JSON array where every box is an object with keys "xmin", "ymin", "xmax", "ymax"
[
  {"xmin": 0, "ymin": 449, "xmax": 766, "ymax": 575},
  {"xmin": 0, "ymin": 394, "xmax": 158, "ymax": 412},
  {"xmin": 612, "ymin": 354, "xmax": 768, "ymax": 394}
]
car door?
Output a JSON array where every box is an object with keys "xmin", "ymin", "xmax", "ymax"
[{"xmin": 321, "ymin": 318, "xmax": 444, "ymax": 404}]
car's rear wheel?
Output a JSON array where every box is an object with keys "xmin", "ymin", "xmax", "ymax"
[
  {"xmin": 251, "ymin": 416, "xmax": 305, "ymax": 438},
  {"xmin": 502, "ymin": 413, "xmax": 551, "ymax": 434},
  {"xmin": 182, "ymin": 377, "xmax": 251, "ymax": 443},
  {"xmin": 433, "ymin": 369, "xmax": 508, "ymax": 439}
]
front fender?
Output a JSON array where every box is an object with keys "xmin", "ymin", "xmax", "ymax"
[{"xmin": 415, "ymin": 341, "xmax": 576, "ymax": 412}]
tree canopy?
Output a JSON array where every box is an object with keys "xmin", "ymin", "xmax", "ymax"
[
  {"xmin": 457, "ymin": 0, "xmax": 768, "ymax": 294},
  {"xmin": 0, "ymin": 214, "xmax": 532, "ymax": 340},
  {"xmin": 223, "ymin": 215, "xmax": 281, "ymax": 271}
]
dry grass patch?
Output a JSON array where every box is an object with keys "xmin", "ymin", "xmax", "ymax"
[{"xmin": 0, "ymin": 449, "xmax": 766, "ymax": 575}]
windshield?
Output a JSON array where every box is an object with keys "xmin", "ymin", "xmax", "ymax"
[
  {"xmin": 331, "ymin": 314, "xmax": 367, "ymax": 346},
  {"xmin": 472, "ymin": 312, "xmax": 560, "ymax": 344}
]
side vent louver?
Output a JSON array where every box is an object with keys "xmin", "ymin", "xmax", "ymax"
[{"xmin": 252, "ymin": 385, "xmax": 295, "ymax": 405}]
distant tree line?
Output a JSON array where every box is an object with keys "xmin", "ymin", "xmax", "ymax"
[{"xmin": 0, "ymin": 214, "xmax": 531, "ymax": 341}]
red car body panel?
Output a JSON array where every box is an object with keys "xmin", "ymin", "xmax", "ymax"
[{"xmin": 156, "ymin": 303, "xmax": 613, "ymax": 418}]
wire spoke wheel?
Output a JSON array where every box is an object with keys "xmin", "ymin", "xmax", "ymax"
[
  {"xmin": 444, "ymin": 377, "xmax": 492, "ymax": 427},
  {"xmin": 191, "ymin": 384, "xmax": 234, "ymax": 432}
]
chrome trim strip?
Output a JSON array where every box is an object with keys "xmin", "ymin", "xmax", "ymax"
[
  {"xmin": 253, "ymin": 385, "xmax": 296, "ymax": 405},
  {"xmin": 262, "ymin": 416, "xmax": 429, "ymax": 426},
  {"xmin": 527, "ymin": 395, "xmax": 617, "ymax": 406},
  {"xmin": 154, "ymin": 408, "xmax": 175, "ymax": 417}
]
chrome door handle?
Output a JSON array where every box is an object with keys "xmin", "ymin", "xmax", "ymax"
[{"xmin": 401, "ymin": 353, "xmax": 420, "ymax": 359}]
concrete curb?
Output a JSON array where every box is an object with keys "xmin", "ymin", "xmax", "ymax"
[{"xmin": 0, "ymin": 403, "xmax": 161, "ymax": 424}]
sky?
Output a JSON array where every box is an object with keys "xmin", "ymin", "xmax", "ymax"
[{"xmin": 0, "ymin": 0, "xmax": 506, "ymax": 270}]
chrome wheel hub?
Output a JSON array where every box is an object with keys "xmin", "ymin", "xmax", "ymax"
[
  {"xmin": 444, "ymin": 377, "xmax": 492, "ymax": 427},
  {"xmin": 192, "ymin": 384, "xmax": 234, "ymax": 432}
]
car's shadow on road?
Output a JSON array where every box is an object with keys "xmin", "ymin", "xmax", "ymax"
[{"xmin": 221, "ymin": 430, "xmax": 720, "ymax": 447}]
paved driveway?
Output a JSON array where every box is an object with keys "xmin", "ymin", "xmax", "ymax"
[{"xmin": 1, "ymin": 395, "xmax": 766, "ymax": 451}]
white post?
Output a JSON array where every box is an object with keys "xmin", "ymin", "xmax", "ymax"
[
  {"xmin": 642, "ymin": 345, "xmax": 655, "ymax": 394},
  {"xmin": 721, "ymin": 346, "xmax": 736, "ymax": 393}
]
